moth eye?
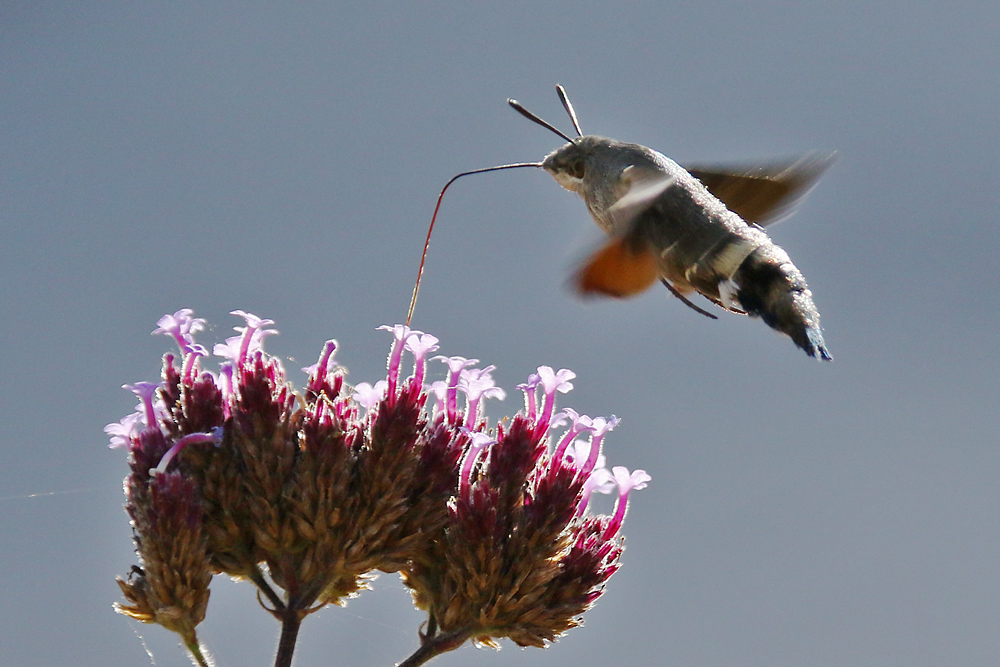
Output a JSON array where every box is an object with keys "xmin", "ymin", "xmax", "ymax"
[{"xmin": 570, "ymin": 161, "xmax": 585, "ymax": 179}]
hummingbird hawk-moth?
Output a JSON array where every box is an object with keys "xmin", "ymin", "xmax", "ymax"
[{"xmin": 408, "ymin": 85, "xmax": 833, "ymax": 361}]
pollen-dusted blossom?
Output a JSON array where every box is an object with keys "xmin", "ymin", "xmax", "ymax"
[
  {"xmin": 110, "ymin": 310, "xmax": 648, "ymax": 667},
  {"xmin": 116, "ymin": 471, "xmax": 211, "ymax": 660}
]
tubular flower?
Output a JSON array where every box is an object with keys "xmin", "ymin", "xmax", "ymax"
[
  {"xmin": 400, "ymin": 366, "xmax": 647, "ymax": 652},
  {"xmin": 111, "ymin": 311, "xmax": 647, "ymax": 666}
]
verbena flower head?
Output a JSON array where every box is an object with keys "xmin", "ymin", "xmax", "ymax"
[{"xmin": 111, "ymin": 310, "xmax": 648, "ymax": 665}]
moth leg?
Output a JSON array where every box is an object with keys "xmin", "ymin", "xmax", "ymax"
[
  {"xmin": 702, "ymin": 294, "xmax": 748, "ymax": 316},
  {"xmin": 661, "ymin": 279, "xmax": 718, "ymax": 319}
]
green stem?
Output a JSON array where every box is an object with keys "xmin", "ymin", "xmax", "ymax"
[
  {"xmin": 273, "ymin": 606, "xmax": 303, "ymax": 667},
  {"xmin": 425, "ymin": 611, "xmax": 438, "ymax": 638},
  {"xmin": 397, "ymin": 629, "xmax": 470, "ymax": 667},
  {"xmin": 250, "ymin": 566, "xmax": 286, "ymax": 613},
  {"xmin": 183, "ymin": 632, "xmax": 211, "ymax": 667}
]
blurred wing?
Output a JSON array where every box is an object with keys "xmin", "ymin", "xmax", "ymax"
[
  {"xmin": 575, "ymin": 235, "xmax": 660, "ymax": 297},
  {"xmin": 607, "ymin": 169, "xmax": 675, "ymax": 230},
  {"xmin": 575, "ymin": 171, "xmax": 673, "ymax": 298},
  {"xmin": 685, "ymin": 151, "xmax": 835, "ymax": 226}
]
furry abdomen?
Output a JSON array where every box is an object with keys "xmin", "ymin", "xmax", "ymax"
[
  {"xmin": 730, "ymin": 245, "xmax": 831, "ymax": 360},
  {"xmin": 633, "ymin": 173, "xmax": 831, "ymax": 360}
]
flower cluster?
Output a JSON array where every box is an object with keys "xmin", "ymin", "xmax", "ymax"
[{"xmin": 109, "ymin": 309, "xmax": 649, "ymax": 667}]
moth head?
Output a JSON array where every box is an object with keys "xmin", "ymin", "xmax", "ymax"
[{"xmin": 541, "ymin": 140, "xmax": 590, "ymax": 193}]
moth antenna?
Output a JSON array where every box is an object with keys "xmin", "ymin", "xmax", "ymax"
[
  {"xmin": 406, "ymin": 162, "xmax": 542, "ymax": 326},
  {"xmin": 555, "ymin": 84, "xmax": 583, "ymax": 136},
  {"xmin": 508, "ymin": 98, "xmax": 575, "ymax": 143}
]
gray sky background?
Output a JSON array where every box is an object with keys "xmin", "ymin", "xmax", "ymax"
[{"xmin": 2, "ymin": 2, "xmax": 999, "ymax": 666}]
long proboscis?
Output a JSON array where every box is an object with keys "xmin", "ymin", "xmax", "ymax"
[{"xmin": 406, "ymin": 162, "xmax": 542, "ymax": 326}]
